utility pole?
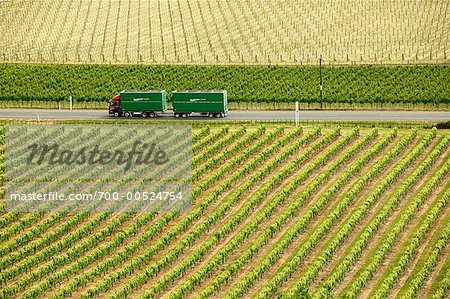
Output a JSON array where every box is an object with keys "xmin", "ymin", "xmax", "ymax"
[{"xmin": 319, "ymin": 56, "xmax": 323, "ymax": 109}]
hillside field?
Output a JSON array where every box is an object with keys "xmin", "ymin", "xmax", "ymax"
[
  {"xmin": 1, "ymin": 0, "xmax": 449, "ymax": 108},
  {"xmin": 1, "ymin": 1, "xmax": 449, "ymax": 298},
  {"xmin": 0, "ymin": 0, "xmax": 448, "ymax": 65},
  {"xmin": 0, "ymin": 122, "xmax": 449, "ymax": 298}
]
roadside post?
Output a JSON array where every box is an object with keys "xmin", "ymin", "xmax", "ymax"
[
  {"xmin": 320, "ymin": 56, "xmax": 323, "ymax": 109},
  {"xmin": 295, "ymin": 101, "xmax": 299, "ymax": 127}
]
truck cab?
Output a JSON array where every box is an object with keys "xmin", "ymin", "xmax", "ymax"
[
  {"xmin": 108, "ymin": 94, "xmax": 121, "ymax": 117},
  {"xmin": 108, "ymin": 90, "xmax": 167, "ymax": 117}
]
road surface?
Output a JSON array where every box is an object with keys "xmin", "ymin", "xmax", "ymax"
[{"xmin": 0, "ymin": 109, "xmax": 449, "ymax": 122}]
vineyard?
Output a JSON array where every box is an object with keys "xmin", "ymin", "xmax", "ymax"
[
  {"xmin": 1, "ymin": 0, "xmax": 449, "ymax": 297},
  {"xmin": 0, "ymin": 0, "xmax": 448, "ymax": 65},
  {"xmin": 0, "ymin": 64, "xmax": 449, "ymax": 106},
  {"xmin": 0, "ymin": 122, "xmax": 449, "ymax": 298},
  {"xmin": 1, "ymin": 0, "xmax": 449, "ymax": 108}
]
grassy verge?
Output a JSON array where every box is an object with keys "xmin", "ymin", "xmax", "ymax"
[{"xmin": 0, "ymin": 118, "xmax": 434, "ymax": 130}]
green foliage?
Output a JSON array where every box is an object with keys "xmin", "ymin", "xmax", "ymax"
[
  {"xmin": 436, "ymin": 121, "xmax": 450, "ymax": 129},
  {"xmin": 280, "ymin": 284, "xmax": 312, "ymax": 299},
  {"xmin": 0, "ymin": 64, "xmax": 448, "ymax": 104}
]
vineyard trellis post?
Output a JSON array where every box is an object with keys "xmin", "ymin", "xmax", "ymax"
[{"xmin": 320, "ymin": 56, "xmax": 323, "ymax": 109}]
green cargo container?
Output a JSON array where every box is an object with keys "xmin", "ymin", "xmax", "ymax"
[
  {"xmin": 172, "ymin": 90, "xmax": 228, "ymax": 118},
  {"xmin": 108, "ymin": 90, "xmax": 167, "ymax": 117}
]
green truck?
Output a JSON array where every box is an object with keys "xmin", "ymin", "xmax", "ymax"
[
  {"xmin": 172, "ymin": 90, "xmax": 228, "ymax": 118},
  {"xmin": 108, "ymin": 90, "xmax": 167, "ymax": 117},
  {"xmin": 108, "ymin": 90, "xmax": 228, "ymax": 118}
]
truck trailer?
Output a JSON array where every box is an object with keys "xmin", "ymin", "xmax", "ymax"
[
  {"xmin": 172, "ymin": 90, "xmax": 228, "ymax": 118},
  {"xmin": 108, "ymin": 90, "xmax": 167, "ymax": 117}
]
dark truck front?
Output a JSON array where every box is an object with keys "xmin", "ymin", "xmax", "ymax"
[{"xmin": 108, "ymin": 94, "xmax": 121, "ymax": 116}]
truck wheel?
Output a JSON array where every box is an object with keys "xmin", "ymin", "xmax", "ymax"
[
  {"xmin": 182, "ymin": 113, "xmax": 187, "ymax": 118},
  {"xmin": 142, "ymin": 112, "xmax": 148, "ymax": 118},
  {"xmin": 219, "ymin": 113, "xmax": 224, "ymax": 118},
  {"xmin": 124, "ymin": 112, "xmax": 131, "ymax": 117},
  {"xmin": 149, "ymin": 112, "xmax": 156, "ymax": 118},
  {"xmin": 114, "ymin": 112, "xmax": 119, "ymax": 117},
  {"xmin": 175, "ymin": 113, "xmax": 180, "ymax": 118},
  {"xmin": 209, "ymin": 113, "xmax": 213, "ymax": 118}
]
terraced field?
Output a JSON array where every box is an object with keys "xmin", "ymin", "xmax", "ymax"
[
  {"xmin": 0, "ymin": 124, "xmax": 449, "ymax": 298},
  {"xmin": 0, "ymin": 0, "xmax": 448, "ymax": 65}
]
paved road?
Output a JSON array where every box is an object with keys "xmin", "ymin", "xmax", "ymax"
[{"xmin": 0, "ymin": 109, "xmax": 449, "ymax": 122}]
